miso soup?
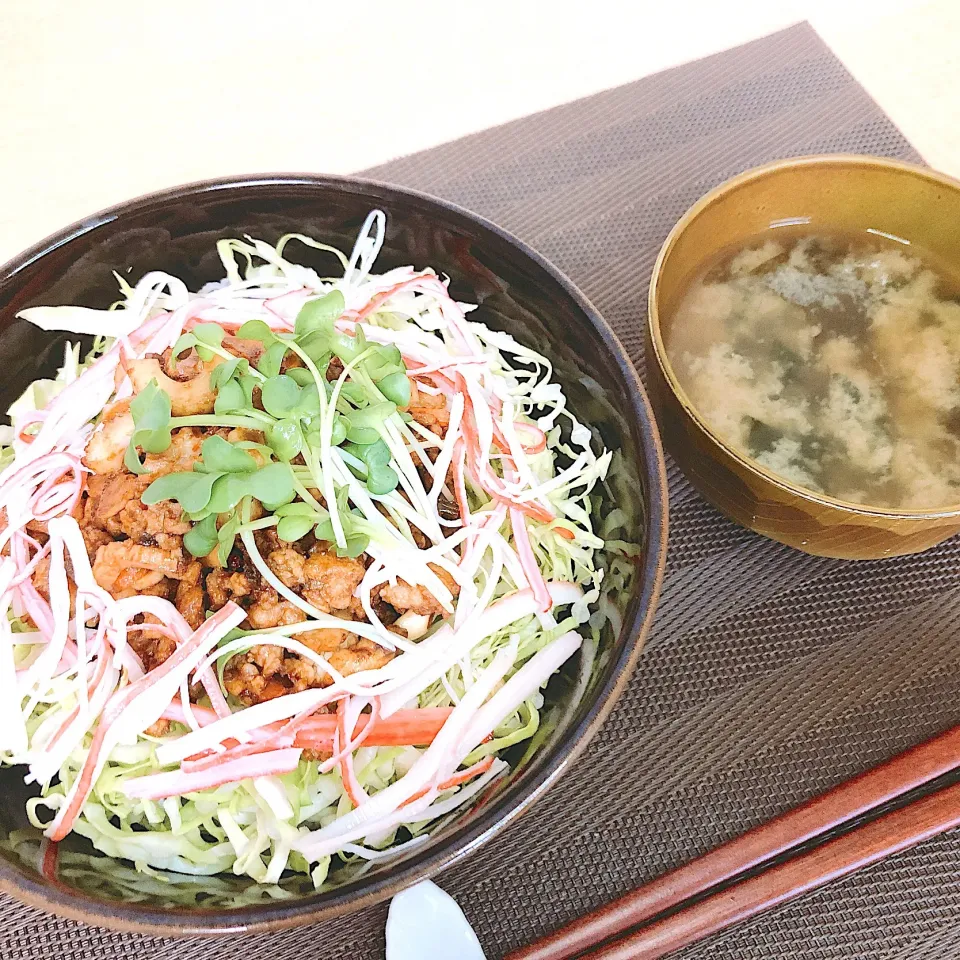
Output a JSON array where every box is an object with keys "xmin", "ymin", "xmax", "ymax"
[{"xmin": 664, "ymin": 229, "xmax": 960, "ymax": 510}]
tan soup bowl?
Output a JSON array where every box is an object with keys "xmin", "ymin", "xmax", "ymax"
[{"xmin": 647, "ymin": 154, "xmax": 960, "ymax": 560}]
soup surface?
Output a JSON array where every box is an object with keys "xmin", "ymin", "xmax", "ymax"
[{"xmin": 665, "ymin": 229, "xmax": 960, "ymax": 510}]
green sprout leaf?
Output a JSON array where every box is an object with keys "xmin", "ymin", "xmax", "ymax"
[
  {"xmin": 294, "ymin": 290, "xmax": 345, "ymax": 337},
  {"xmin": 142, "ymin": 469, "xmax": 221, "ymax": 513},
  {"xmin": 314, "ymin": 517, "xmax": 369, "ymax": 557},
  {"xmin": 299, "ymin": 333, "xmax": 333, "ymax": 366},
  {"xmin": 214, "ymin": 379, "xmax": 246, "ymax": 415},
  {"xmin": 245, "ymin": 462, "xmax": 295, "ymax": 505},
  {"xmin": 193, "ymin": 323, "xmax": 226, "ymax": 345},
  {"xmin": 184, "ymin": 514, "xmax": 219, "ymax": 558},
  {"xmin": 344, "ymin": 438, "xmax": 397, "ymax": 494},
  {"xmin": 209, "ymin": 356, "xmax": 249, "ymax": 391},
  {"xmin": 266, "ymin": 419, "xmax": 303, "ymax": 461},
  {"xmin": 286, "ymin": 367, "xmax": 315, "ymax": 387},
  {"xmin": 261, "ymin": 487, "xmax": 297, "ymax": 512},
  {"xmin": 206, "ymin": 473, "xmax": 253, "ymax": 514},
  {"xmin": 171, "ymin": 323, "xmax": 225, "ymax": 362},
  {"xmin": 130, "ymin": 379, "xmax": 171, "ymax": 432},
  {"xmin": 261, "ymin": 375, "xmax": 302, "ymax": 418},
  {"xmin": 296, "ymin": 383, "xmax": 322, "ymax": 417},
  {"xmin": 124, "ymin": 379, "xmax": 173, "ymax": 475},
  {"xmin": 314, "ymin": 517, "xmax": 335, "ymax": 541},
  {"xmin": 192, "ymin": 323, "xmax": 225, "ymax": 361},
  {"xmin": 310, "ymin": 485, "xmax": 371, "ymax": 556},
  {"xmin": 339, "ymin": 381, "xmax": 366, "ymax": 404},
  {"xmin": 366, "ymin": 463, "xmax": 399, "ymax": 495},
  {"xmin": 200, "ymin": 435, "xmax": 258, "ymax": 474},
  {"xmin": 277, "ymin": 514, "xmax": 316, "ymax": 542},
  {"xmin": 238, "ymin": 374, "xmax": 259, "ymax": 406},
  {"xmin": 330, "ymin": 415, "xmax": 348, "ymax": 447},
  {"xmin": 216, "ymin": 509, "xmax": 243, "ymax": 566},
  {"xmin": 343, "ymin": 401, "xmax": 395, "ymax": 444},
  {"xmin": 274, "ymin": 501, "xmax": 317, "ymax": 518},
  {"xmin": 346, "ymin": 437, "xmax": 391, "ymax": 467},
  {"xmin": 171, "ymin": 332, "xmax": 196, "ymax": 361},
  {"xmin": 237, "ymin": 319, "xmax": 277, "ymax": 343},
  {"xmin": 258, "ymin": 340, "xmax": 290, "ymax": 378},
  {"xmin": 338, "ymin": 533, "xmax": 370, "ymax": 558},
  {"xmin": 211, "ymin": 354, "xmax": 255, "ymax": 415},
  {"xmin": 353, "ymin": 400, "xmax": 396, "ymax": 425},
  {"xmin": 363, "ymin": 344, "xmax": 403, "ymax": 380},
  {"xmin": 376, "ymin": 370, "xmax": 410, "ymax": 407},
  {"xmin": 344, "ymin": 422, "xmax": 379, "ymax": 445},
  {"xmin": 333, "ymin": 326, "xmax": 366, "ymax": 365}
]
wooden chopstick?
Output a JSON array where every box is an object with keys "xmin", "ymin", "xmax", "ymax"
[
  {"xmin": 506, "ymin": 722, "xmax": 960, "ymax": 960},
  {"xmin": 579, "ymin": 778, "xmax": 960, "ymax": 959}
]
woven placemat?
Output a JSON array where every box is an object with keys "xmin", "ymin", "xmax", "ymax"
[{"xmin": 4, "ymin": 21, "xmax": 956, "ymax": 960}]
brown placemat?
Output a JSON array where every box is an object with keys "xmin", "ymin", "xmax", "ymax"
[{"xmin": 3, "ymin": 20, "xmax": 955, "ymax": 960}]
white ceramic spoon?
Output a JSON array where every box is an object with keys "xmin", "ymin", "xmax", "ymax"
[{"xmin": 386, "ymin": 880, "xmax": 486, "ymax": 960}]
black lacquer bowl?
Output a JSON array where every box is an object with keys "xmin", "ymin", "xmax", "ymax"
[{"xmin": 0, "ymin": 176, "xmax": 667, "ymax": 934}]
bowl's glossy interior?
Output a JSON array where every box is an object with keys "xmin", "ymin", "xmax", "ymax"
[
  {"xmin": 0, "ymin": 175, "xmax": 667, "ymax": 933},
  {"xmin": 647, "ymin": 154, "xmax": 960, "ymax": 559}
]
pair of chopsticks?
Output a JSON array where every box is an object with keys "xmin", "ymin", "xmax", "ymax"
[{"xmin": 506, "ymin": 722, "xmax": 960, "ymax": 960}]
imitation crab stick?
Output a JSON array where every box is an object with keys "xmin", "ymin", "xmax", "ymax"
[
  {"xmin": 402, "ymin": 755, "xmax": 496, "ymax": 808},
  {"xmin": 45, "ymin": 602, "xmax": 246, "ymax": 841},
  {"xmin": 172, "ymin": 707, "xmax": 457, "ymax": 774},
  {"xmin": 2, "ymin": 213, "xmax": 611, "ymax": 884},
  {"xmin": 296, "ymin": 707, "xmax": 452, "ymax": 749},
  {"xmin": 123, "ymin": 747, "xmax": 304, "ymax": 801}
]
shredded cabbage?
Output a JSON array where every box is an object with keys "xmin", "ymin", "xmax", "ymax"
[{"xmin": 0, "ymin": 215, "xmax": 629, "ymax": 884}]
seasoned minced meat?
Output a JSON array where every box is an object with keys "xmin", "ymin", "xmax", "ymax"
[
  {"xmin": 39, "ymin": 389, "xmax": 456, "ymax": 703},
  {"xmin": 91, "ymin": 542, "xmax": 186, "ymax": 598},
  {"xmin": 379, "ymin": 563, "xmax": 459, "ymax": 617},
  {"xmin": 174, "ymin": 562, "xmax": 205, "ymax": 630},
  {"xmin": 206, "ymin": 570, "xmax": 253, "ymax": 610}
]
